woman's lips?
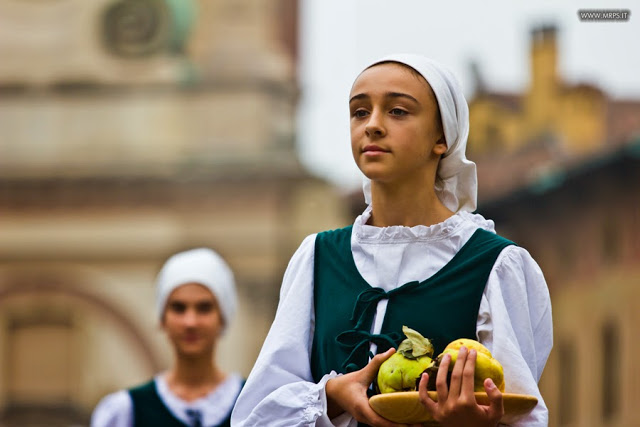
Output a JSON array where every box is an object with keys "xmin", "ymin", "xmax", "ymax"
[
  {"xmin": 182, "ymin": 334, "xmax": 201, "ymax": 343},
  {"xmin": 363, "ymin": 145, "xmax": 389, "ymax": 155}
]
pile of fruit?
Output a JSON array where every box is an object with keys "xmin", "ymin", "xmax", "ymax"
[{"xmin": 376, "ymin": 326, "xmax": 505, "ymax": 394}]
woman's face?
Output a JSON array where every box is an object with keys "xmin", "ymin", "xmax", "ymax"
[
  {"xmin": 349, "ymin": 63, "xmax": 445, "ymax": 188},
  {"xmin": 162, "ymin": 282, "xmax": 223, "ymax": 359}
]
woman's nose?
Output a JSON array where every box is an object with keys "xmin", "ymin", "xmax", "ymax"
[
  {"xmin": 182, "ymin": 309, "xmax": 198, "ymax": 326},
  {"xmin": 365, "ymin": 111, "xmax": 386, "ymax": 138}
]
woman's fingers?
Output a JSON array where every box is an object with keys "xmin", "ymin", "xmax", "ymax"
[
  {"xmin": 447, "ymin": 346, "xmax": 468, "ymax": 399},
  {"xmin": 327, "ymin": 348, "xmax": 412, "ymax": 427},
  {"xmin": 374, "ymin": 346, "xmax": 396, "ymax": 364},
  {"xmin": 484, "ymin": 378, "xmax": 505, "ymax": 422},
  {"xmin": 369, "ymin": 347, "xmax": 396, "ymax": 370},
  {"xmin": 418, "ymin": 373, "xmax": 438, "ymax": 414},
  {"xmin": 461, "ymin": 349, "xmax": 477, "ymax": 398},
  {"xmin": 417, "ymin": 346, "xmax": 505, "ymax": 425},
  {"xmin": 357, "ymin": 348, "xmax": 406, "ymax": 426},
  {"xmin": 357, "ymin": 377, "xmax": 406, "ymax": 427},
  {"xmin": 435, "ymin": 352, "xmax": 452, "ymax": 404},
  {"xmin": 363, "ymin": 347, "xmax": 396, "ymax": 383}
]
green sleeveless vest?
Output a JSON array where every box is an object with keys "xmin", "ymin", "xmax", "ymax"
[
  {"xmin": 310, "ymin": 226, "xmax": 514, "ymax": 382},
  {"xmin": 128, "ymin": 380, "xmax": 234, "ymax": 427}
]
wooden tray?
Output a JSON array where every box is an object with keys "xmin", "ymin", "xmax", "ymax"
[{"xmin": 369, "ymin": 391, "xmax": 538, "ymax": 425}]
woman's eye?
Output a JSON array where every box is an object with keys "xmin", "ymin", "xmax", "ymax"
[
  {"xmin": 168, "ymin": 302, "xmax": 186, "ymax": 313},
  {"xmin": 353, "ymin": 109, "xmax": 369, "ymax": 118},
  {"xmin": 196, "ymin": 302, "xmax": 214, "ymax": 314},
  {"xmin": 390, "ymin": 108, "xmax": 407, "ymax": 116}
]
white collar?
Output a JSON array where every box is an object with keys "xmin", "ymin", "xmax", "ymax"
[{"xmin": 353, "ymin": 205, "xmax": 494, "ymax": 243}]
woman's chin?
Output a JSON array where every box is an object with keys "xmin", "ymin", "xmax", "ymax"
[
  {"xmin": 175, "ymin": 341, "xmax": 211, "ymax": 358},
  {"xmin": 360, "ymin": 166, "xmax": 392, "ymax": 182}
]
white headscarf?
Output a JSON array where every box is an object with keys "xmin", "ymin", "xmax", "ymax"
[
  {"xmin": 359, "ymin": 53, "xmax": 477, "ymax": 213},
  {"xmin": 155, "ymin": 248, "xmax": 237, "ymax": 331}
]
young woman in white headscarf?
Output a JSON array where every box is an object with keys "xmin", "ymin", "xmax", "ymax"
[
  {"xmin": 231, "ymin": 54, "xmax": 552, "ymax": 427},
  {"xmin": 91, "ymin": 248, "xmax": 244, "ymax": 427}
]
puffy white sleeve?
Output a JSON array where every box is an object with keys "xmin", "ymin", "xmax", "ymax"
[
  {"xmin": 90, "ymin": 390, "xmax": 133, "ymax": 427},
  {"xmin": 476, "ymin": 245, "xmax": 553, "ymax": 427},
  {"xmin": 231, "ymin": 234, "xmax": 350, "ymax": 427}
]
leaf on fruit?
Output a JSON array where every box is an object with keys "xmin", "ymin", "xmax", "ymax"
[{"xmin": 397, "ymin": 325, "xmax": 434, "ymax": 359}]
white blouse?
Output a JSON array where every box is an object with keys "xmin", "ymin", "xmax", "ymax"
[
  {"xmin": 231, "ymin": 207, "xmax": 553, "ymax": 427},
  {"xmin": 91, "ymin": 372, "xmax": 244, "ymax": 427}
]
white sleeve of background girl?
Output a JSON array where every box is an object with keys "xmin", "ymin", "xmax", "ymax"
[
  {"xmin": 231, "ymin": 234, "xmax": 352, "ymax": 427},
  {"xmin": 476, "ymin": 245, "xmax": 553, "ymax": 427},
  {"xmin": 90, "ymin": 390, "xmax": 134, "ymax": 427}
]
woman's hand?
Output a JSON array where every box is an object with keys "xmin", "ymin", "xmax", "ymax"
[
  {"xmin": 417, "ymin": 346, "xmax": 504, "ymax": 427},
  {"xmin": 326, "ymin": 347, "xmax": 408, "ymax": 427}
]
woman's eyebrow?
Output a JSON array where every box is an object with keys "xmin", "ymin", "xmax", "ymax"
[
  {"xmin": 349, "ymin": 93, "xmax": 369, "ymax": 104},
  {"xmin": 387, "ymin": 92, "xmax": 419, "ymax": 103},
  {"xmin": 349, "ymin": 92, "xmax": 419, "ymax": 104}
]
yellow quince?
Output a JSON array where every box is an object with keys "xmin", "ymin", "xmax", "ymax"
[{"xmin": 437, "ymin": 338, "xmax": 505, "ymax": 392}]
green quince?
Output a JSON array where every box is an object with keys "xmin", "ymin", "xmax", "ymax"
[{"xmin": 376, "ymin": 326, "xmax": 434, "ymax": 393}]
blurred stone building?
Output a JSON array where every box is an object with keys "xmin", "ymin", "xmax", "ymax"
[
  {"xmin": 469, "ymin": 25, "xmax": 640, "ymax": 202},
  {"xmin": 480, "ymin": 139, "xmax": 640, "ymax": 427},
  {"xmin": 0, "ymin": 0, "xmax": 348, "ymax": 425},
  {"xmin": 470, "ymin": 26, "xmax": 640, "ymax": 427}
]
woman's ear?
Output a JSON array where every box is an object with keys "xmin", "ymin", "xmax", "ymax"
[{"xmin": 433, "ymin": 136, "xmax": 447, "ymax": 155}]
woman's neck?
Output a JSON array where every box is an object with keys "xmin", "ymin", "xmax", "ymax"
[
  {"xmin": 369, "ymin": 181, "xmax": 454, "ymax": 227},
  {"xmin": 165, "ymin": 354, "xmax": 226, "ymax": 402}
]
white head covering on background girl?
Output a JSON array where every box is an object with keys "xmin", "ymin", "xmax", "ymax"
[
  {"xmin": 155, "ymin": 248, "xmax": 237, "ymax": 332},
  {"xmin": 358, "ymin": 53, "xmax": 477, "ymax": 213}
]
